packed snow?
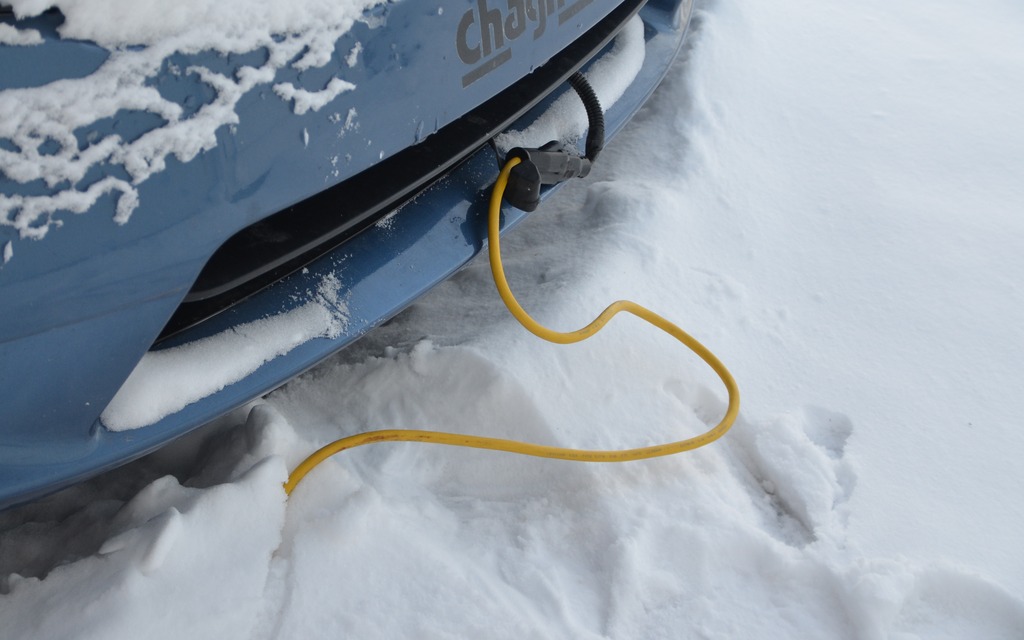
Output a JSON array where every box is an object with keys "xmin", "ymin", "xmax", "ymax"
[
  {"xmin": 101, "ymin": 273, "xmax": 349, "ymax": 431},
  {"xmin": 3, "ymin": 0, "xmax": 1024, "ymax": 638}
]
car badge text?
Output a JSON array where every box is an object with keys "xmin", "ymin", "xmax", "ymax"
[{"xmin": 457, "ymin": 0, "xmax": 593, "ymax": 87}]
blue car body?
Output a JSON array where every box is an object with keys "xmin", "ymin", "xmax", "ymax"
[{"xmin": 0, "ymin": 0, "xmax": 693, "ymax": 508}]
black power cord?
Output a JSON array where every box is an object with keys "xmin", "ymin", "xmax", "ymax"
[
  {"xmin": 503, "ymin": 71, "xmax": 605, "ymax": 212},
  {"xmin": 568, "ymin": 71, "xmax": 605, "ymax": 162}
]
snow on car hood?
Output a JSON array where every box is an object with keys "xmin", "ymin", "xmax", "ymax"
[
  {"xmin": 6, "ymin": 0, "xmax": 383, "ymax": 49},
  {"xmin": 0, "ymin": 0, "xmax": 385, "ymax": 261}
]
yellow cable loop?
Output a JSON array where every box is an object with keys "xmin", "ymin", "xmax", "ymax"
[{"xmin": 284, "ymin": 157, "xmax": 740, "ymax": 496}]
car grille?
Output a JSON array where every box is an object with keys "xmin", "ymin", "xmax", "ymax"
[{"xmin": 157, "ymin": 0, "xmax": 646, "ymax": 342}]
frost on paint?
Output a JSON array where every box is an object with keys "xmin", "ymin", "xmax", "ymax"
[{"xmin": 0, "ymin": 0, "xmax": 385, "ymax": 255}]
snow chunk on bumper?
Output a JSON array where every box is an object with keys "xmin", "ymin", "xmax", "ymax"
[{"xmin": 102, "ymin": 274, "xmax": 348, "ymax": 431}]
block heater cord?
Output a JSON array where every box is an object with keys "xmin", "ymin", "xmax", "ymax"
[{"xmin": 283, "ymin": 157, "xmax": 740, "ymax": 496}]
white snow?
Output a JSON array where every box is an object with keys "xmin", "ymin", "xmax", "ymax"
[
  {"xmin": 342, "ymin": 107, "xmax": 358, "ymax": 133},
  {"xmin": 273, "ymin": 77, "xmax": 357, "ymax": 116},
  {"xmin": 345, "ymin": 42, "xmax": 362, "ymax": 68},
  {"xmin": 0, "ymin": 455, "xmax": 289, "ymax": 640},
  {"xmin": 3, "ymin": 1, "xmax": 1024, "ymax": 638},
  {"xmin": 6, "ymin": 0, "xmax": 380, "ymax": 49},
  {"xmin": 0, "ymin": 0, "xmax": 383, "ymax": 249},
  {"xmin": 101, "ymin": 273, "xmax": 348, "ymax": 431},
  {"xmin": 0, "ymin": 22, "xmax": 42, "ymax": 45}
]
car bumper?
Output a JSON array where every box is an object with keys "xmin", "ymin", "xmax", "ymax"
[{"xmin": 0, "ymin": 0, "xmax": 692, "ymax": 508}]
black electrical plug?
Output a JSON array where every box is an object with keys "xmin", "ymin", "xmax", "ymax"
[
  {"xmin": 503, "ymin": 142, "xmax": 592, "ymax": 212},
  {"xmin": 499, "ymin": 71, "xmax": 604, "ymax": 212}
]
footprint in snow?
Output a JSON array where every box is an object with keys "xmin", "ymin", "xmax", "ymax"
[{"xmin": 728, "ymin": 404, "xmax": 856, "ymax": 547}]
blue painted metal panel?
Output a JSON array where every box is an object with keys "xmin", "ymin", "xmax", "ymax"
[{"xmin": 0, "ymin": 0, "xmax": 692, "ymax": 508}]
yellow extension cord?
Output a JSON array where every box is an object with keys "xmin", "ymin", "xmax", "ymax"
[{"xmin": 283, "ymin": 157, "xmax": 740, "ymax": 496}]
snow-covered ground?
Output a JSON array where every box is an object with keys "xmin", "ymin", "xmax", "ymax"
[{"xmin": 3, "ymin": 0, "xmax": 1024, "ymax": 637}]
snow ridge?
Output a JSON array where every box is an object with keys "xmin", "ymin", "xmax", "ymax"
[{"xmin": 101, "ymin": 272, "xmax": 349, "ymax": 431}]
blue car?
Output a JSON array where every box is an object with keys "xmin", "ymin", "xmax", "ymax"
[{"xmin": 0, "ymin": 0, "xmax": 693, "ymax": 508}]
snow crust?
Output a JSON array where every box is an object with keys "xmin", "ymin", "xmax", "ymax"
[
  {"xmin": 3, "ymin": 1, "xmax": 1024, "ymax": 638},
  {"xmin": 0, "ymin": 0, "xmax": 383, "ymax": 248}
]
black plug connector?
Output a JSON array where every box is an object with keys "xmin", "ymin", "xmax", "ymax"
[
  {"xmin": 504, "ymin": 142, "xmax": 592, "ymax": 212},
  {"xmin": 500, "ymin": 72, "xmax": 605, "ymax": 212}
]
